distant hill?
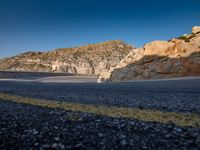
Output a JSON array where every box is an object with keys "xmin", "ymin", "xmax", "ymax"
[{"xmin": 0, "ymin": 40, "xmax": 133, "ymax": 75}]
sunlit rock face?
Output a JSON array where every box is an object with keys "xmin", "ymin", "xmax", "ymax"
[
  {"xmin": 192, "ymin": 26, "xmax": 200, "ymax": 34},
  {"xmin": 98, "ymin": 27, "xmax": 200, "ymax": 82},
  {"xmin": 0, "ymin": 40, "xmax": 133, "ymax": 75}
]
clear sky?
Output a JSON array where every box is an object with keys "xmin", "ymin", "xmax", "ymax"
[{"xmin": 0, "ymin": 0, "xmax": 200, "ymax": 58}]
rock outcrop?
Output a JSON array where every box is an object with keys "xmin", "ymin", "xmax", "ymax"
[
  {"xmin": 98, "ymin": 26, "xmax": 200, "ymax": 82},
  {"xmin": 0, "ymin": 40, "xmax": 133, "ymax": 75},
  {"xmin": 192, "ymin": 26, "xmax": 200, "ymax": 34}
]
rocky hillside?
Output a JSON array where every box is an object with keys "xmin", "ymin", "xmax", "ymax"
[
  {"xmin": 0, "ymin": 40, "xmax": 133, "ymax": 75},
  {"xmin": 98, "ymin": 26, "xmax": 200, "ymax": 82}
]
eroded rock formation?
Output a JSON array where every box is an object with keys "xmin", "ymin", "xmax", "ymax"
[
  {"xmin": 0, "ymin": 40, "xmax": 133, "ymax": 75},
  {"xmin": 98, "ymin": 26, "xmax": 200, "ymax": 82}
]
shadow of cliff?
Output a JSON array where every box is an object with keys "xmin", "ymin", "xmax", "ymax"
[{"xmin": 109, "ymin": 51, "xmax": 200, "ymax": 81}]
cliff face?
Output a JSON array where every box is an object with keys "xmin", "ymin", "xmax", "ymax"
[
  {"xmin": 0, "ymin": 40, "xmax": 133, "ymax": 75},
  {"xmin": 98, "ymin": 26, "xmax": 200, "ymax": 82}
]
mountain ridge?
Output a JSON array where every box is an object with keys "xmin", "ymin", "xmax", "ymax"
[{"xmin": 0, "ymin": 40, "xmax": 133, "ymax": 75}]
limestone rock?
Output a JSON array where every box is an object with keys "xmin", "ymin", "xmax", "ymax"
[
  {"xmin": 97, "ymin": 72, "xmax": 112, "ymax": 83},
  {"xmin": 98, "ymin": 27, "xmax": 200, "ymax": 82},
  {"xmin": 0, "ymin": 40, "xmax": 133, "ymax": 75},
  {"xmin": 192, "ymin": 26, "xmax": 200, "ymax": 34}
]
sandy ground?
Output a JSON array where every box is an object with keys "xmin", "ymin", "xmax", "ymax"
[
  {"xmin": 0, "ymin": 75, "xmax": 200, "ymax": 83},
  {"xmin": 0, "ymin": 75, "xmax": 98, "ymax": 83}
]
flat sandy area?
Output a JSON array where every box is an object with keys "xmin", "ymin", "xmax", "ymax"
[
  {"xmin": 1, "ymin": 75, "xmax": 200, "ymax": 83},
  {"xmin": 0, "ymin": 75, "xmax": 98, "ymax": 83}
]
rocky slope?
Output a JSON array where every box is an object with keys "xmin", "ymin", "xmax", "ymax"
[
  {"xmin": 98, "ymin": 26, "xmax": 200, "ymax": 82},
  {"xmin": 0, "ymin": 40, "xmax": 133, "ymax": 75}
]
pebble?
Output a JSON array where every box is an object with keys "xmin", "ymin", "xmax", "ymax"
[
  {"xmin": 58, "ymin": 143, "xmax": 65, "ymax": 149},
  {"xmin": 42, "ymin": 144, "xmax": 50, "ymax": 148},
  {"xmin": 75, "ymin": 143, "xmax": 83, "ymax": 148},
  {"xmin": 98, "ymin": 133, "xmax": 104, "ymax": 138},
  {"xmin": 52, "ymin": 143, "xmax": 58, "ymax": 148},
  {"xmin": 34, "ymin": 142, "xmax": 39, "ymax": 146},
  {"xmin": 165, "ymin": 134, "xmax": 171, "ymax": 138},
  {"xmin": 54, "ymin": 137, "xmax": 60, "ymax": 141},
  {"xmin": 32, "ymin": 129, "xmax": 39, "ymax": 135},
  {"xmin": 120, "ymin": 139, "xmax": 127, "ymax": 146}
]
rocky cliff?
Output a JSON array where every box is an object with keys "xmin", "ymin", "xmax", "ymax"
[
  {"xmin": 0, "ymin": 40, "xmax": 133, "ymax": 75},
  {"xmin": 98, "ymin": 26, "xmax": 200, "ymax": 82}
]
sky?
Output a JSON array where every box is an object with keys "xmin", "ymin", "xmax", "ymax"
[{"xmin": 0, "ymin": 0, "xmax": 200, "ymax": 58}]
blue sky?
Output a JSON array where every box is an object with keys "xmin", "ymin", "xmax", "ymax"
[{"xmin": 0, "ymin": 0, "xmax": 200, "ymax": 58}]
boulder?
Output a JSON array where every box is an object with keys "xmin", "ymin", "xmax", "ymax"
[{"xmin": 192, "ymin": 26, "xmax": 200, "ymax": 34}]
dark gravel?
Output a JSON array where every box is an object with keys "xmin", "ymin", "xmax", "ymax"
[
  {"xmin": 0, "ymin": 78, "xmax": 200, "ymax": 114},
  {"xmin": 1, "ymin": 100, "xmax": 200, "ymax": 150}
]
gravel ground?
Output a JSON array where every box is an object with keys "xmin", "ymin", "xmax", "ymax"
[
  {"xmin": 0, "ymin": 78, "xmax": 200, "ymax": 114},
  {"xmin": 1, "ymin": 100, "xmax": 200, "ymax": 150}
]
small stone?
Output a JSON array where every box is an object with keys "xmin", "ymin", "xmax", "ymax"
[
  {"xmin": 120, "ymin": 134, "xmax": 126, "ymax": 139},
  {"xmin": 32, "ymin": 129, "xmax": 38, "ymax": 135},
  {"xmin": 34, "ymin": 142, "xmax": 39, "ymax": 146},
  {"xmin": 75, "ymin": 143, "xmax": 83, "ymax": 148},
  {"xmin": 95, "ymin": 119, "xmax": 101, "ymax": 122},
  {"xmin": 141, "ymin": 145, "xmax": 148, "ymax": 149},
  {"xmin": 120, "ymin": 139, "xmax": 127, "ymax": 146},
  {"xmin": 54, "ymin": 137, "xmax": 60, "ymax": 141},
  {"xmin": 98, "ymin": 133, "xmax": 104, "ymax": 138},
  {"xmin": 130, "ymin": 122, "xmax": 135, "ymax": 126},
  {"xmin": 58, "ymin": 143, "xmax": 65, "ymax": 149},
  {"xmin": 165, "ymin": 134, "xmax": 171, "ymax": 138},
  {"xmin": 174, "ymin": 127, "xmax": 182, "ymax": 133},
  {"xmin": 42, "ymin": 144, "xmax": 50, "ymax": 148},
  {"xmin": 52, "ymin": 143, "xmax": 58, "ymax": 148},
  {"xmin": 120, "ymin": 123, "xmax": 126, "ymax": 128},
  {"xmin": 78, "ymin": 117, "xmax": 84, "ymax": 121},
  {"xmin": 49, "ymin": 111, "xmax": 54, "ymax": 115}
]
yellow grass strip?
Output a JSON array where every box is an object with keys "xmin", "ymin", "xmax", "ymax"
[{"xmin": 0, "ymin": 92, "xmax": 200, "ymax": 128}]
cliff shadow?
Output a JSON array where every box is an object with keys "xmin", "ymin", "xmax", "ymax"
[{"xmin": 108, "ymin": 51, "xmax": 200, "ymax": 82}]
